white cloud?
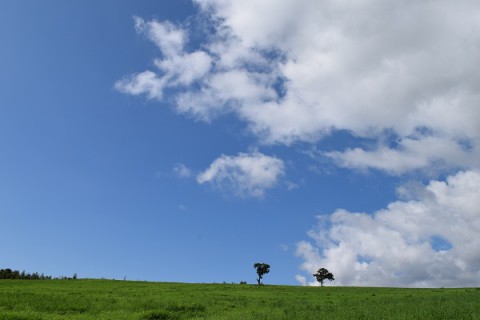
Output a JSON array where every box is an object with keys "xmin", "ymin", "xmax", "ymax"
[
  {"xmin": 175, "ymin": 69, "xmax": 276, "ymax": 121},
  {"xmin": 295, "ymin": 274, "xmax": 308, "ymax": 286},
  {"xmin": 326, "ymin": 135, "xmax": 480, "ymax": 175},
  {"xmin": 115, "ymin": 70, "xmax": 165, "ymax": 99},
  {"xmin": 134, "ymin": 16, "xmax": 185, "ymax": 57},
  {"xmin": 117, "ymin": 1, "xmax": 480, "ymax": 172},
  {"xmin": 115, "ymin": 17, "xmax": 212, "ymax": 101},
  {"xmin": 154, "ymin": 51, "xmax": 212, "ymax": 86},
  {"xmin": 173, "ymin": 164, "xmax": 192, "ymax": 178},
  {"xmin": 286, "ymin": 181, "xmax": 299, "ymax": 191},
  {"xmin": 197, "ymin": 152, "xmax": 285, "ymax": 198},
  {"xmin": 296, "ymin": 170, "xmax": 480, "ymax": 287},
  {"xmin": 193, "ymin": 0, "xmax": 480, "ymax": 136}
]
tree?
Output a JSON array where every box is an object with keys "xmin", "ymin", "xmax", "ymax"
[
  {"xmin": 253, "ymin": 263, "xmax": 270, "ymax": 285},
  {"xmin": 313, "ymin": 268, "xmax": 334, "ymax": 286}
]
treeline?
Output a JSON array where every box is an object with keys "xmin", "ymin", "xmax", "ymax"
[
  {"xmin": 0, "ymin": 268, "xmax": 51, "ymax": 280},
  {"xmin": 0, "ymin": 268, "xmax": 77, "ymax": 280}
]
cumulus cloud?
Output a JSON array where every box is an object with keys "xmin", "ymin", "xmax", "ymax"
[
  {"xmin": 195, "ymin": 0, "xmax": 480, "ymax": 165},
  {"xmin": 197, "ymin": 152, "xmax": 284, "ymax": 198},
  {"xmin": 117, "ymin": 1, "xmax": 480, "ymax": 172},
  {"xmin": 296, "ymin": 170, "xmax": 480, "ymax": 287}
]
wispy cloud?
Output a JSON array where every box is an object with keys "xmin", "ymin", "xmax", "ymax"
[
  {"xmin": 115, "ymin": 17, "xmax": 211, "ymax": 101},
  {"xmin": 115, "ymin": 70, "xmax": 165, "ymax": 100},
  {"xmin": 173, "ymin": 163, "xmax": 192, "ymax": 179},
  {"xmin": 197, "ymin": 152, "xmax": 285, "ymax": 198},
  {"xmin": 285, "ymin": 181, "xmax": 299, "ymax": 191},
  {"xmin": 296, "ymin": 170, "xmax": 480, "ymax": 287},
  {"xmin": 133, "ymin": 16, "xmax": 185, "ymax": 57},
  {"xmin": 326, "ymin": 135, "xmax": 479, "ymax": 175}
]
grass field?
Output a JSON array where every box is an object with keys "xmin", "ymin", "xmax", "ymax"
[{"xmin": 0, "ymin": 279, "xmax": 479, "ymax": 319}]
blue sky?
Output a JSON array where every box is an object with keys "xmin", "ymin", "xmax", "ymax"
[{"xmin": 1, "ymin": 1, "xmax": 480, "ymax": 287}]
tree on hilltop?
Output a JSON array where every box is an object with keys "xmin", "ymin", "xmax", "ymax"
[
  {"xmin": 253, "ymin": 263, "xmax": 270, "ymax": 285},
  {"xmin": 313, "ymin": 268, "xmax": 334, "ymax": 286}
]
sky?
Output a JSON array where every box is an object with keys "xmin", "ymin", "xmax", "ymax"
[{"xmin": 1, "ymin": 0, "xmax": 479, "ymax": 287}]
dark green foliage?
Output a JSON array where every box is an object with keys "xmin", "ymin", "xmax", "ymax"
[
  {"xmin": 313, "ymin": 268, "xmax": 335, "ymax": 286},
  {"xmin": 0, "ymin": 268, "xmax": 52, "ymax": 280},
  {"xmin": 141, "ymin": 311, "xmax": 178, "ymax": 320},
  {"xmin": 253, "ymin": 263, "xmax": 270, "ymax": 285},
  {"xmin": 140, "ymin": 304, "xmax": 206, "ymax": 320},
  {"xmin": 0, "ymin": 268, "xmax": 79, "ymax": 281}
]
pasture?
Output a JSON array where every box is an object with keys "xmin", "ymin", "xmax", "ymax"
[{"xmin": 0, "ymin": 279, "xmax": 478, "ymax": 319}]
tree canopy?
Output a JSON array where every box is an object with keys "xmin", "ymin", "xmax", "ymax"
[
  {"xmin": 313, "ymin": 268, "xmax": 334, "ymax": 286},
  {"xmin": 253, "ymin": 263, "xmax": 270, "ymax": 285},
  {"xmin": 0, "ymin": 268, "xmax": 50, "ymax": 280}
]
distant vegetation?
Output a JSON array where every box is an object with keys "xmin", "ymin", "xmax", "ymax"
[
  {"xmin": 0, "ymin": 268, "xmax": 52, "ymax": 280},
  {"xmin": 0, "ymin": 268, "xmax": 77, "ymax": 280}
]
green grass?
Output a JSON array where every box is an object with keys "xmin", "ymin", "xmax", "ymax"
[{"xmin": 0, "ymin": 280, "xmax": 479, "ymax": 319}]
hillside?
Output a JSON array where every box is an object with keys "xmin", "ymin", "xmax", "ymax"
[{"xmin": 0, "ymin": 280, "xmax": 478, "ymax": 319}]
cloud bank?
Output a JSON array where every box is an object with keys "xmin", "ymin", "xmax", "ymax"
[
  {"xmin": 117, "ymin": 1, "xmax": 480, "ymax": 173},
  {"xmin": 297, "ymin": 170, "xmax": 480, "ymax": 287}
]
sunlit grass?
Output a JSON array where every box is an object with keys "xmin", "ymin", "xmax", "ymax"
[{"xmin": 0, "ymin": 280, "xmax": 479, "ymax": 319}]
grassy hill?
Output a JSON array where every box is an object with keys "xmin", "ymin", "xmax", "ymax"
[{"xmin": 0, "ymin": 279, "xmax": 478, "ymax": 319}]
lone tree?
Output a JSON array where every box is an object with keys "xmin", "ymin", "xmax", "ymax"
[
  {"xmin": 253, "ymin": 263, "xmax": 270, "ymax": 285},
  {"xmin": 313, "ymin": 268, "xmax": 334, "ymax": 286}
]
